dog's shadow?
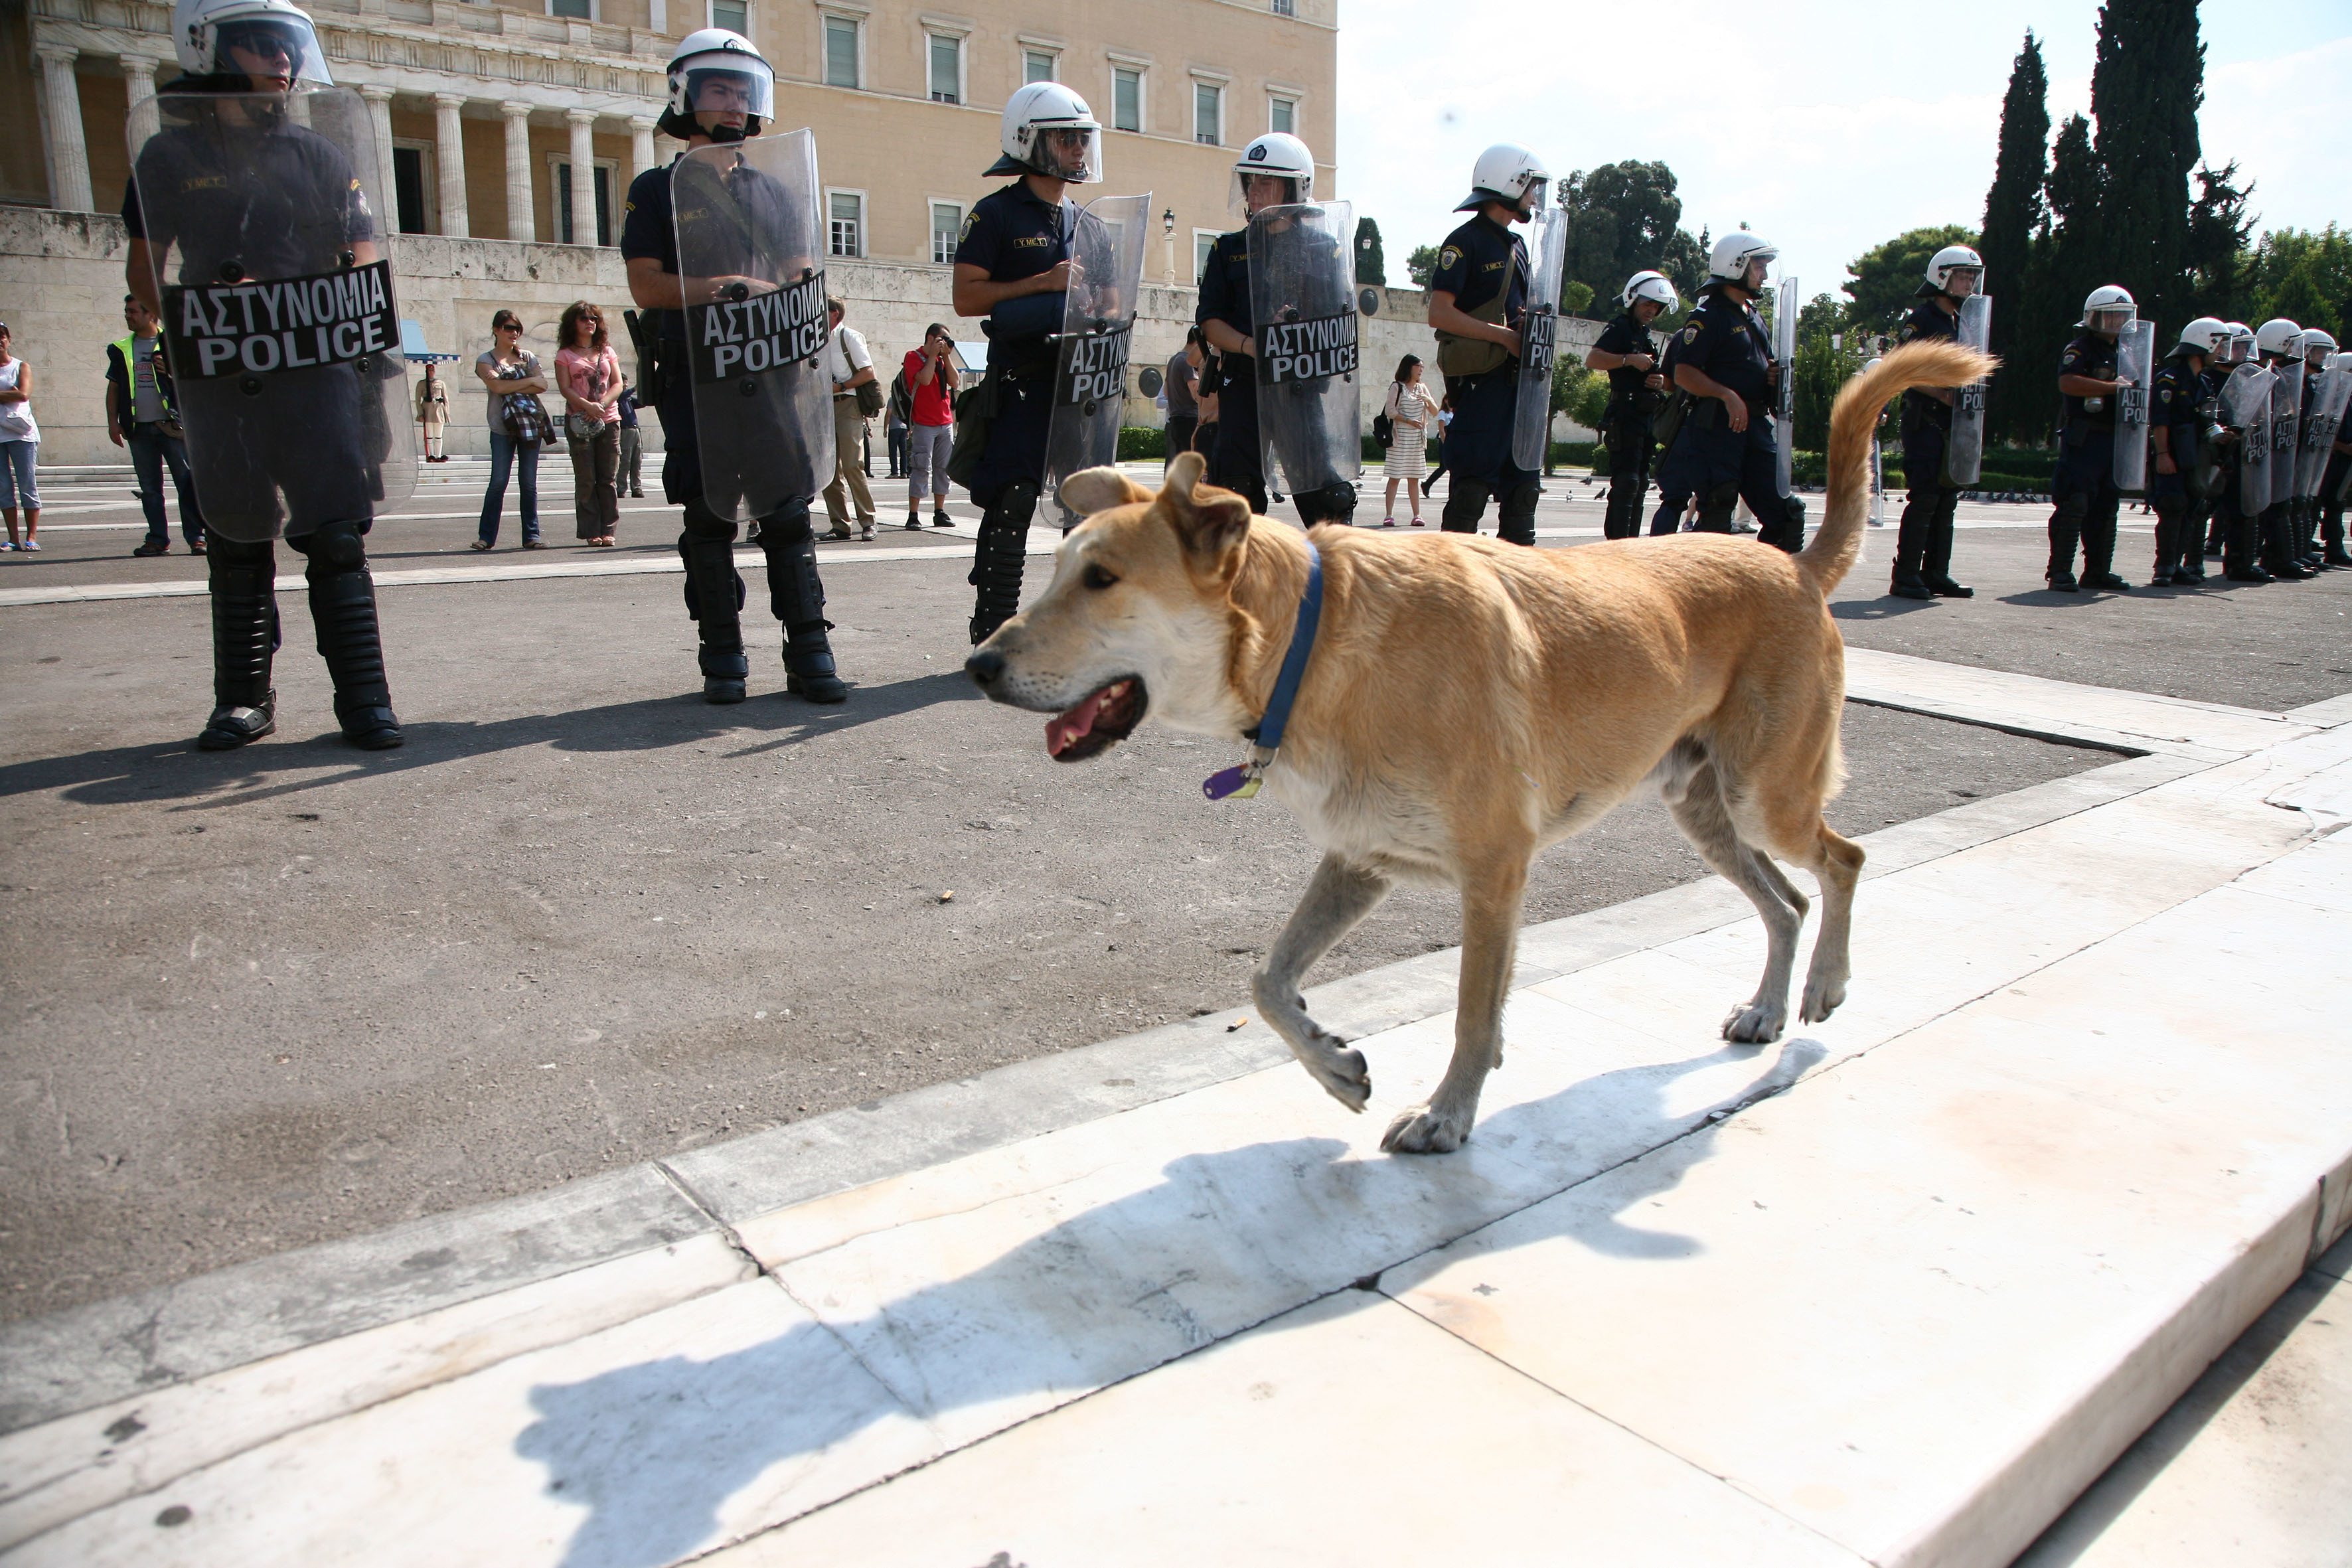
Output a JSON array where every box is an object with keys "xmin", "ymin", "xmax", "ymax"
[{"xmin": 513, "ymin": 1035, "xmax": 1824, "ymax": 1567}]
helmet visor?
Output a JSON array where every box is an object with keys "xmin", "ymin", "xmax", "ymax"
[
  {"xmin": 2220, "ymin": 334, "xmax": 2252, "ymax": 366},
  {"xmin": 214, "ymin": 17, "xmax": 330, "ymax": 86},
  {"xmin": 1231, "ymin": 169, "xmax": 1305, "ymax": 214},
  {"xmin": 1026, "ymin": 123, "xmax": 1098, "ymax": 182},
  {"xmin": 2086, "ymin": 303, "xmax": 2136, "ymax": 335},
  {"xmin": 684, "ymin": 59, "xmax": 775, "ymax": 122},
  {"xmin": 1941, "ymin": 266, "xmax": 1982, "ymax": 299}
]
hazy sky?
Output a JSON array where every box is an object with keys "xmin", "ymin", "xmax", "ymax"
[{"xmin": 1333, "ymin": 0, "xmax": 2348, "ymax": 308}]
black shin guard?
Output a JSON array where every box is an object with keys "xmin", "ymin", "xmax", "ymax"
[
  {"xmin": 971, "ymin": 481, "xmax": 1037, "ymax": 644},
  {"xmin": 679, "ymin": 503, "xmax": 748, "ymax": 700},
  {"xmin": 200, "ymin": 538, "xmax": 279, "ymax": 750},
  {"xmin": 296, "ymin": 523, "xmax": 401, "ymax": 748},
  {"xmin": 1295, "ymin": 482, "xmax": 1358, "ymax": 528},
  {"xmin": 1496, "ymin": 479, "xmax": 1540, "ymax": 546},
  {"xmin": 1695, "ymin": 480, "xmax": 1741, "ymax": 534},
  {"xmin": 1440, "ymin": 479, "xmax": 1490, "ymax": 534},
  {"xmin": 757, "ymin": 507, "xmax": 845, "ymax": 702},
  {"xmin": 2151, "ymin": 499, "xmax": 2185, "ymax": 582}
]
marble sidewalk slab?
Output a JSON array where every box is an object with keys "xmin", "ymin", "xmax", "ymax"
[{"xmin": 708, "ymin": 1291, "xmax": 1869, "ymax": 1568}]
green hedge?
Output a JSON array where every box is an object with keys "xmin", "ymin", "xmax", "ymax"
[{"xmin": 1119, "ymin": 426, "xmax": 1166, "ymax": 461}]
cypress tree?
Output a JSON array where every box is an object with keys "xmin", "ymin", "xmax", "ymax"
[
  {"xmin": 2086, "ymin": 0, "xmax": 2204, "ymax": 329},
  {"xmin": 1980, "ymin": 31, "xmax": 2049, "ymax": 446},
  {"xmin": 2017, "ymin": 116, "xmax": 2105, "ymax": 443},
  {"xmin": 2182, "ymin": 161, "xmax": 2255, "ymax": 323}
]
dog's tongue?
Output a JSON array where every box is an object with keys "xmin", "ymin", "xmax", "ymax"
[{"xmin": 1046, "ymin": 688, "xmax": 1111, "ymax": 757}]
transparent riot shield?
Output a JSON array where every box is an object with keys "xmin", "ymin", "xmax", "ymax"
[
  {"xmin": 672, "ymin": 129, "xmax": 830, "ymax": 522},
  {"xmin": 1772, "ymin": 275, "xmax": 1799, "ymax": 498},
  {"xmin": 2300, "ymin": 358, "xmax": 2352, "ymax": 499},
  {"xmin": 127, "ymin": 85, "xmax": 416, "ymax": 542},
  {"xmin": 1044, "ymin": 193, "xmax": 1151, "ymax": 526},
  {"xmin": 2268, "ymin": 358, "xmax": 2304, "ymax": 510},
  {"xmin": 2224, "ymin": 363, "xmax": 2276, "ymax": 517},
  {"xmin": 1250, "ymin": 199, "xmax": 1362, "ymax": 501},
  {"xmin": 2110, "ymin": 317, "xmax": 2156, "ymax": 494},
  {"xmin": 1510, "ymin": 207, "xmax": 1569, "ymax": 472},
  {"xmin": 1944, "ymin": 293, "xmax": 1992, "ymax": 487}
]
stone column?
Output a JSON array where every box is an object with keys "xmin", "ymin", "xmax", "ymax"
[
  {"xmin": 565, "ymin": 109, "xmax": 597, "ymax": 246},
  {"xmin": 629, "ymin": 116, "xmax": 657, "ymax": 187},
  {"xmin": 432, "ymin": 92, "xmax": 470, "ymax": 238},
  {"xmin": 120, "ymin": 54, "xmax": 158, "ymax": 113},
  {"xmin": 502, "ymin": 102, "xmax": 536, "ymax": 242},
  {"xmin": 36, "ymin": 48, "xmax": 92, "ymax": 214},
  {"xmin": 358, "ymin": 85, "xmax": 396, "ymax": 196}
]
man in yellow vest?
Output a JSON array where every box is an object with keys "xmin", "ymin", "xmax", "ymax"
[{"xmin": 109, "ymin": 293, "xmax": 208, "ymax": 557}]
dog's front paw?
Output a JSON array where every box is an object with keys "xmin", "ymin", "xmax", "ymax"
[
  {"xmin": 1721, "ymin": 1000, "xmax": 1787, "ymax": 1044},
  {"xmin": 1299, "ymin": 1035, "xmax": 1372, "ymax": 1113},
  {"xmin": 1799, "ymin": 975, "xmax": 1847, "ymax": 1024},
  {"xmin": 1381, "ymin": 1102, "xmax": 1471, "ymax": 1154}
]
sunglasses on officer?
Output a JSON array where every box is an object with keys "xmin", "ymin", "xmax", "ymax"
[{"xmin": 220, "ymin": 25, "xmax": 300, "ymax": 62}]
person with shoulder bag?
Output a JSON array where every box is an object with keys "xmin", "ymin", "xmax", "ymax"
[
  {"xmin": 822, "ymin": 295, "xmax": 880, "ymax": 538},
  {"xmin": 554, "ymin": 299, "xmax": 624, "ymax": 546},
  {"xmin": 1380, "ymin": 353, "xmax": 1437, "ymax": 525},
  {"xmin": 474, "ymin": 309, "xmax": 548, "ymax": 549}
]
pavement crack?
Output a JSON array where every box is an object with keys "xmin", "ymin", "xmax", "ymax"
[{"xmin": 650, "ymin": 1160, "xmax": 762, "ymax": 1278}]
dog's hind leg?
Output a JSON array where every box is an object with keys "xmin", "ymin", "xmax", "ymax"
[
  {"xmin": 1253, "ymin": 853, "xmax": 1391, "ymax": 1113},
  {"xmin": 1791, "ymin": 821, "xmax": 1864, "ymax": 1024},
  {"xmin": 1383, "ymin": 846, "xmax": 1528, "ymax": 1154},
  {"xmin": 1663, "ymin": 757, "xmax": 1807, "ymax": 1044}
]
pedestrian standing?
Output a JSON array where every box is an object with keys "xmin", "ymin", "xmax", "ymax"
[
  {"xmin": 473, "ymin": 309, "xmax": 546, "ymax": 550},
  {"xmin": 884, "ymin": 366, "xmax": 911, "ymax": 479},
  {"xmin": 110, "ymin": 293, "xmax": 207, "ymax": 556},
  {"xmin": 821, "ymin": 295, "xmax": 878, "ymax": 539},
  {"xmin": 0, "ymin": 323, "xmax": 39, "ymax": 552},
  {"xmin": 555, "ymin": 301, "xmax": 623, "ymax": 547},
  {"xmin": 1887, "ymin": 245, "xmax": 1983, "ymax": 597},
  {"xmin": 2045, "ymin": 285, "xmax": 2138, "ymax": 592},
  {"xmin": 1164, "ymin": 327, "xmax": 1203, "ymax": 473},
  {"xmin": 1380, "ymin": 354, "xmax": 1435, "ymax": 526},
  {"xmin": 1587, "ymin": 271, "xmax": 1676, "ymax": 540},
  {"xmin": 902, "ymin": 321, "xmax": 957, "ymax": 530},
  {"xmin": 1426, "ymin": 143, "xmax": 1550, "ymax": 545},
  {"xmin": 615, "ymin": 376, "xmax": 644, "ymax": 497},
  {"xmin": 414, "ymin": 362, "xmax": 449, "ymax": 461}
]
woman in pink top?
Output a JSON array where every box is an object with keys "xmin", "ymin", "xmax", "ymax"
[
  {"xmin": 901, "ymin": 323, "xmax": 959, "ymax": 530},
  {"xmin": 554, "ymin": 301, "xmax": 623, "ymax": 546}
]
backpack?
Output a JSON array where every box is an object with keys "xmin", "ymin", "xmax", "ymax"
[{"xmin": 1372, "ymin": 387, "xmax": 1395, "ymax": 450}]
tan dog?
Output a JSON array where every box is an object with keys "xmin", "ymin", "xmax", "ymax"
[{"xmin": 967, "ymin": 340, "xmax": 1992, "ymax": 1152}]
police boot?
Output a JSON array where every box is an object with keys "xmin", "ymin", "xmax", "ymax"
[
  {"xmin": 2150, "ymin": 507, "xmax": 2183, "ymax": 588},
  {"xmin": 679, "ymin": 513, "xmax": 749, "ymax": 702},
  {"xmin": 1440, "ymin": 479, "xmax": 1490, "ymax": 535},
  {"xmin": 1603, "ymin": 476, "xmax": 1645, "ymax": 540},
  {"xmin": 1296, "ymin": 482, "xmax": 1358, "ymax": 529},
  {"xmin": 299, "ymin": 523, "xmax": 403, "ymax": 748},
  {"xmin": 2045, "ymin": 509, "xmax": 2082, "ymax": 592},
  {"xmin": 1924, "ymin": 494, "xmax": 1971, "ymax": 595},
  {"xmin": 2262, "ymin": 512, "xmax": 2313, "ymax": 580},
  {"xmin": 1496, "ymin": 479, "xmax": 1541, "ymax": 547},
  {"xmin": 2322, "ymin": 512, "xmax": 2352, "ymax": 568},
  {"xmin": 2078, "ymin": 510, "xmax": 2128, "ymax": 591},
  {"xmin": 198, "ymin": 537, "xmax": 279, "ymax": 751},
  {"xmin": 759, "ymin": 506, "xmax": 846, "ymax": 704},
  {"xmin": 970, "ymin": 481, "xmax": 1036, "ymax": 645},
  {"xmin": 2299, "ymin": 503, "xmax": 2329, "ymax": 569},
  {"xmin": 1889, "ymin": 495, "xmax": 1933, "ymax": 597},
  {"xmin": 2223, "ymin": 512, "xmax": 2270, "ymax": 582}
]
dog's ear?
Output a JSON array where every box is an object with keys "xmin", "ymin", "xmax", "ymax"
[
  {"xmin": 1058, "ymin": 466, "xmax": 1147, "ymax": 519},
  {"xmin": 1161, "ymin": 450, "xmax": 1251, "ymax": 560}
]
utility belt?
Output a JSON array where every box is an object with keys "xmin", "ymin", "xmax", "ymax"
[
  {"xmin": 625, "ymin": 309, "xmax": 679, "ymax": 406},
  {"xmin": 945, "ymin": 354, "xmax": 1048, "ymax": 489}
]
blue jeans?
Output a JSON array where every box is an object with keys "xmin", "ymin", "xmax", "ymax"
[
  {"xmin": 478, "ymin": 431, "xmax": 541, "ymax": 544},
  {"xmin": 127, "ymin": 423, "xmax": 206, "ymax": 546}
]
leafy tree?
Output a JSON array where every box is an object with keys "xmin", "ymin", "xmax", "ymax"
[
  {"xmin": 2244, "ymin": 226, "xmax": 2352, "ymax": 339},
  {"xmin": 2085, "ymin": 0, "xmax": 2203, "ymax": 333},
  {"xmin": 2182, "ymin": 161, "xmax": 2256, "ymax": 323},
  {"xmin": 1843, "ymin": 225, "xmax": 1978, "ymax": 335},
  {"xmin": 1405, "ymin": 244, "xmax": 1440, "ymax": 289},
  {"xmin": 1980, "ymin": 31, "xmax": 2049, "ymax": 445},
  {"xmin": 1354, "ymin": 216, "xmax": 1386, "ymax": 287},
  {"xmin": 2009, "ymin": 114, "xmax": 2106, "ymax": 446},
  {"xmin": 1561, "ymin": 280, "xmax": 1595, "ymax": 315},
  {"xmin": 1557, "ymin": 161, "xmax": 1708, "ymax": 314}
]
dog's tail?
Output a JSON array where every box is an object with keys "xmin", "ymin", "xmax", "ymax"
[{"xmin": 1796, "ymin": 339, "xmax": 1997, "ymax": 595}]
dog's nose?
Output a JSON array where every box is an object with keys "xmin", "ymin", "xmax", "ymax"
[{"xmin": 965, "ymin": 649, "xmax": 1006, "ymax": 688}]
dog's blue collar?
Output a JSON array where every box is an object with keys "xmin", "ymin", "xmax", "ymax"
[{"xmin": 1204, "ymin": 539, "xmax": 1322, "ymax": 802}]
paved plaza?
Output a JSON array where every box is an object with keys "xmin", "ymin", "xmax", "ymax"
[{"xmin": 2, "ymin": 462, "xmax": 2349, "ymax": 1565}]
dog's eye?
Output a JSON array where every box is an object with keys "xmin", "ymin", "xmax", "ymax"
[{"xmin": 1083, "ymin": 564, "xmax": 1119, "ymax": 591}]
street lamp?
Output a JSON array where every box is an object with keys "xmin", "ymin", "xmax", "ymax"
[{"xmin": 1161, "ymin": 207, "xmax": 1177, "ymax": 287}]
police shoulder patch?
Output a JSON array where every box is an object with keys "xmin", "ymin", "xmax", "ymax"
[
  {"xmin": 1680, "ymin": 324, "xmax": 1701, "ymax": 343},
  {"xmin": 960, "ymin": 213, "xmax": 976, "ymax": 240},
  {"xmin": 1438, "ymin": 246, "xmax": 1461, "ymax": 272}
]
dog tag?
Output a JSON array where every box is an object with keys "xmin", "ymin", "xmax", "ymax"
[{"xmin": 1202, "ymin": 766, "xmax": 1254, "ymax": 801}]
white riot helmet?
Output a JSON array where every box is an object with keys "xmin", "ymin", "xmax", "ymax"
[
  {"xmin": 1622, "ymin": 270, "xmax": 1678, "ymax": 315},
  {"xmin": 1707, "ymin": 230, "xmax": 1777, "ymax": 293},
  {"xmin": 2254, "ymin": 317, "xmax": 2304, "ymax": 361},
  {"xmin": 1454, "ymin": 143, "xmax": 1549, "ymax": 216},
  {"xmin": 661, "ymin": 29, "xmax": 774, "ymax": 141},
  {"xmin": 985, "ymin": 82, "xmax": 1101, "ymax": 183},
  {"xmin": 1924, "ymin": 244, "xmax": 1984, "ymax": 299},
  {"xmin": 2304, "ymin": 328, "xmax": 2339, "ymax": 365},
  {"xmin": 172, "ymin": 0, "xmax": 331, "ymax": 84},
  {"xmin": 2217, "ymin": 322, "xmax": 2255, "ymax": 366},
  {"xmin": 2173, "ymin": 317, "xmax": 2229, "ymax": 357},
  {"xmin": 1229, "ymin": 132, "xmax": 1314, "ymax": 212},
  {"xmin": 2080, "ymin": 285, "xmax": 2136, "ymax": 335}
]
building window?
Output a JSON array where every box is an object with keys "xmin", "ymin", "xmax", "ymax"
[
  {"xmin": 823, "ymin": 15, "xmax": 860, "ymax": 88},
  {"xmin": 1112, "ymin": 67, "xmax": 1142, "ymax": 133},
  {"xmin": 829, "ymin": 190, "xmax": 864, "ymax": 257},
  {"xmin": 931, "ymin": 201, "xmax": 964, "ymax": 265},
  {"xmin": 1024, "ymin": 50, "xmax": 1056, "ymax": 84},
  {"xmin": 710, "ymin": 0, "xmax": 745, "ymax": 32},
  {"xmin": 1269, "ymin": 96, "xmax": 1295, "ymax": 135},
  {"xmin": 927, "ymin": 34, "xmax": 961, "ymax": 104},
  {"xmin": 1273, "ymin": 0, "xmax": 1294, "ymax": 13},
  {"xmin": 550, "ymin": 0, "xmax": 591, "ymax": 17},
  {"xmin": 1194, "ymin": 82, "xmax": 1221, "ymax": 146},
  {"xmin": 554, "ymin": 160, "xmax": 617, "ymax": 246},
  {"xmin": 1194, "ymin": 230, "xmax": 1218, "ymax": 283}
]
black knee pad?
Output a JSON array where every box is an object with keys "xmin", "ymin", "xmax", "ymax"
[
  {"xmin": 1440, "ymin": 479, "xmax": 1490, "ymax": 532},
  {"xmin": 1297, "ymin": 481, "xmax": 1358, "ymax": 526},
  {"xmin": 295, "ymin": 520, "xmax": 368, "ymax": 576},
  {"xmin": 2051, "ymin": 489, "xmax": 2091, "ymax": 526},
  {"xmin": 208, "ymin": 536, "xmax": 274, "ymax": 570},
  {"xmin": 678, "ymin": 528, "xmax": 746, "ymax": 628},
  {"xmin": 1696, "ymin": 479, "xmax": 1741, "ymax": 532},
  {"xmin": 757, "ymin": 503, "xmax": 826, "ymax": 627}
]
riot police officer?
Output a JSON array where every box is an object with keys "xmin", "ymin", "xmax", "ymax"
[
  {"xmin": 123, "ymin": 0, "xmax": 404, "ymax": 750},
  {"xmin": 1888, "ymin": 245, "xmax": 1983, "ymax": 598},
  {"xmin": 621, "ymin": 30, "xmax": 846, "ymax": 704},
  {"xmin": 1587, "ymin": 271, "xmax": 1675, "ymax": 540},
  {"xmin": 1197, "ymin": 133, "xmax": 1356, "ymax": 526},
  {"xmin": 2046, "ymin": 285, "xmax": 2138, "ymax": 593},
  {"xmin": 2306, "ymin": 330, "xmax": 2352, "ymax": 568},
  {"xmin": 2296, "ymin": 327, "xmax": 2338, "ymax": 568},
  {"xmin": 2252, "ymin": 318, "xmax": 2312, "ymax": 580},
  {"xmin": 1426, "ymin": 143, "xmax": 1550, "ymax": 545},
  {"xmin": 2207, "ymin": 323, "xmax": 2270, "ymax": 584},
  {"xmin": 951, "ymin": 82, "xmax": 1105, "ymax": 644},
  {"xmin": 2148, "ymin": 317, "xmax": 2227, "ymax": 587},
  {"xmin": 1657, "ymin": 231, "xmax": 1803, "ymax": 552}
]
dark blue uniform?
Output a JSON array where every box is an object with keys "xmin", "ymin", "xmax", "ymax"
[
  {"xmin": 1428, "ymin": 212, "xmax": 1538, "ymax": 544},
  {"xmin": 1655, "ymin": 287, "xmax": 1801, "ymax": 551},
  {"xmin": 2148, "ymin": 352, "xmax": 2205, "ymax": 583},
  {"xmin": 621, "ymin": 151, "xmax": 842, "ymax": 701},
  {"xmin": 1595, "ymin": 311, "xmax": 1662, "ymax": 540},
  {"xmin": 1647, "ymin": 319, "xmax": 1695, "ymax": 535},
  {"xmin": 1196, "ymin": 228, "xmax": 1265, "ymax": 511},
  {"xmin": 1890, "ymin": 300, "xmax": 1967, "ymax": 593},
  {"xmin": 2252, "ymin": 358, "xmax": 2313, "ymax": 578},
  {"xmin": 2047, "ymin": 330, "xmax": 2127, "ymax": 590}
]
